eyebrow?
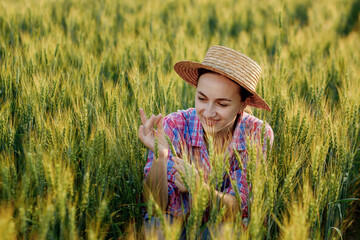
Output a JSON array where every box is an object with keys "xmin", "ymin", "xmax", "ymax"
[{"xmin": 197, "ymin": 91, "xmax": 232, "ymax": 102}]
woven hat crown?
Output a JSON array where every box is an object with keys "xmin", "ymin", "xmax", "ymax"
[
  {"xmin": 202, "ymin": 46, "xmax": 262, "ymax": 93},
  {"xmin": 174, "ymin": 45, "xmax": 271, "ymax": 111}
]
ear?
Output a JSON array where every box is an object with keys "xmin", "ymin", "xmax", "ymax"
[{"xmin": 239, "ymin": 98, "xmax": 251, "ymax": 114}]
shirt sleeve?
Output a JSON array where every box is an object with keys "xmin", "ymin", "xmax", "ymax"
[
  {"xmin": 222, "ymin": 121, "xmax": 274, "ymax": 214},
  {"xmin": 223, "ymin": 156, "xmax": 249, "ymax": 212},
  {"xmin": 143, "ymin": 113, "xmax": 188, "ymax": 216},
  {"xmin": 254, "ymin": 122, "xmax": 274, "ymax": 156},
  {"xmin": 143, "ymin": 114, "xmax": 181, "ymax": 180}
]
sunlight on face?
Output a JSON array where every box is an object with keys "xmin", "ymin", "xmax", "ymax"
[{"xmin": 195, "ymin": 72, "xmax": 244, "ymax": 135}]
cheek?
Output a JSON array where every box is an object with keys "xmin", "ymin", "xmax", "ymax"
[
  {"xmin": 194, "ymin": 99, "xmax": 199, "ymax": 112},
  {"xmin": 231, "ymin": 103, "xmax": 242, "ymax": 115},
  {"xmin": 194, "ymin": 99, "xmax": 203, "ymax": 112},
  {"xmin": 220, "ymin": 107, "xmax": 239, "ymax": 121}
]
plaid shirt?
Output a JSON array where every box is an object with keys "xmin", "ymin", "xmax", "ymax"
[{"xmin": 144, "ymin": 108, "xmax": 274, "ymax": 218}]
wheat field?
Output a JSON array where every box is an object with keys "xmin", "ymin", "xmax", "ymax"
[{"xmin": 0, "ymin": 0, "xmax": 359, "ymax": 239}]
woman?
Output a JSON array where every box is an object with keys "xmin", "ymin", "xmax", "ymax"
[{"xmin": 138, "ymin": 45, "xmax": 274, "ymax": 237}]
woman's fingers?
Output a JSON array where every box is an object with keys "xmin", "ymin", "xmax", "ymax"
[
  {"xmin": 172, "ymin": 156, "xmax": 181, "ymax": 164},
  {"xmin": 138, "ymin": 125, "xmax": 144, "ymax": 139},
  {"xmin": 173, "ymin": 157, "xmax": 186, "ymax": 169},
  {"xmin": 174, "ymin": 171, "xmax": 182, "ymax": 181},
  {"xmin": 173, "ymin": 163, "xmax": 185, "ymax": 175},
  {"xmin": 145, "ymin": 114, "xmax": 164, "ymax": 135},
  {"xmin": 143, "ymin": 114, "xmax": 157, "ymax": 135},
  {"xmin": 140, "ymin": 109, "xmax": 158, "ymax": 134},
  {"xmin": 139, "ymin": 108, "xmax": 148, "ymax": 125},
  {"xmin": 156, "ymin": 114, "xmax": 164, "ymax": 134},
  {"xmin": 174, "ymin": 171, "xmax": 187, "ymax": 190},
  {"xmin": 174, "ymin": 178, "xmax": 187, "ymax": 193},
  {"xmin": 139, "ymin": 108, "xmax": 165, "ymax": 135},
  {"xmin": 173, "ymin": 158, "xmax": 201, "ymax": 183},
  {"xmin": 139, "ymin": 109, "xmax": 169, "ymax": 155},
  {"xmin": 138, "ymin": 125, "xmax": 153, "ymax": 150}
]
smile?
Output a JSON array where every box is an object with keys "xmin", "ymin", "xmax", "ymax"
[{"xmin": 204, "ymin": 119, "xmax": 220, "ymax": 126}]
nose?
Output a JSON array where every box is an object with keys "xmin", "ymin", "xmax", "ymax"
[{"xmin": 203, "ymin": 104, "xmax": 216, "ymax": 118}]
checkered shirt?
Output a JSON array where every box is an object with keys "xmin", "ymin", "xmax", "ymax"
[{"xmin": 144, "ymin": 108, "xmax": 274, "ymax": 219}]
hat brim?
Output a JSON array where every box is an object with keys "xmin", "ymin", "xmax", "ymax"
[{"xmin": 174, "ymin": 61, "xmax": 271, "ymax": 111}]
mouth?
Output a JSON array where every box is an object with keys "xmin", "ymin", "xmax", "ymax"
[{"xmin": 204, "ymin": 119, "xmax": 220, "ymax": 126}]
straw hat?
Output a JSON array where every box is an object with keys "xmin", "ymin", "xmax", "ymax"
[{"xmin": 174, "ymin": 45, "xmax": 271, "ymax": 111}]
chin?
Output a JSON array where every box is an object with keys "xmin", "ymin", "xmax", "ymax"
[{"xmin": 202, "ymin": 124, "xmax": 219, "ymax": 134}]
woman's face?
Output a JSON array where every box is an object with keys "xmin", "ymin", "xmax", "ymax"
[{"xmin": 195, "ymin": 72, "xmax": 246, "ymax": 135}]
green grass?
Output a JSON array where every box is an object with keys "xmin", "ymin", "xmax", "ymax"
[{"xmin": 0, "ymin": 0, "xmax": 359, "ymax": 239}]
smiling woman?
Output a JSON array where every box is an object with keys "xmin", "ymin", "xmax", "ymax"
[
  {"xmin": 195, "ymin": 72, "xmax": 247, "ymax": 136},
  {"xmin": 138, "ymin": 45, "xmax": 274, "ymax": 239}
]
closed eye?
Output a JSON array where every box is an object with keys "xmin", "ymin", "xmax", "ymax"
[{"xmin": 218, "ymin": 103, "xmax": 228, "ymax": 107}]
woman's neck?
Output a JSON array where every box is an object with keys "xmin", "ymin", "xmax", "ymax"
[{"xmin": 213, "ymin": 132, "xmax": 233, "ymax": 154}]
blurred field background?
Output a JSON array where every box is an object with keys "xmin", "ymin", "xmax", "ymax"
[{"xmin": 0, "ymin": 0, "xmax": 359, "ymax": 239}]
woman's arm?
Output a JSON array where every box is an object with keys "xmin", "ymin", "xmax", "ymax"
[
  {"xmin": 143, "ymin": 154, "xmax": 169, "ymax": 211},
  {"xmin": 199, "ymin": 182, "xmax": 241, "ymax": 221},
  {"xmin": 172, "ymin": 157, "xmax": 240, "ymax": 220},
  {"xmin": 210, "ymin": 186, "xmax": 240, "ymax": 221},
  {"xmin": 138, "ymin": 108, "xmax": 170, "ymax": 211}
]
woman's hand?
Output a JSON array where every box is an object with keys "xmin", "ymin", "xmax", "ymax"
[
  {"xmin": 138, "ymin": 108, "xmax": 169, "ymax": 158},
  {"xmin": 172, "ymin": 157, "xmax": 200, "ymax": 193}
]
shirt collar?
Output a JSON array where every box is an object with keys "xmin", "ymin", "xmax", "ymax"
[
  {"xmin": 231, "ymin": 113, "xmax": 247, "ymax": 151},
  {"xmin": 190, "ymin": 109, "xmax": 205, "ymax": 147}
]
